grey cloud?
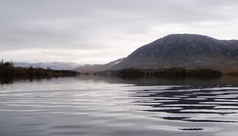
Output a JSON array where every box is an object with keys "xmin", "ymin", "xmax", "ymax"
[{"xmin": 0, "ymin": 0, "xmax": 238, "ymax": 63}]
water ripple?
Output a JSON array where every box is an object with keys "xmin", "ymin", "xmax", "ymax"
[
  {"xmin": 1, "ymin": 77, "xmax": 238, "ymax": 136},
  {"xmin": 130, "ymin": 86, "xmax": 238, "ymax": 126}
]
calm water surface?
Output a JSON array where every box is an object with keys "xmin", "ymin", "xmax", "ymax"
[{"xmin": 1, "ymin": 75, "xmax": 238, "ymax": 136}]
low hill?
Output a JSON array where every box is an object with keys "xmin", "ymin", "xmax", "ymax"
[
  {"xmin": 75, "ymin": 58, "xmax": 125, "ymax": 73},
  {"xmin": 114, "ymin": 34, "xmax": 238, "ymax": 69}
]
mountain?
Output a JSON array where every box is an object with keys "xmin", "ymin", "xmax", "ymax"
[
  {"xmin": 14, "ymin": 62, "xmax": 81, "ymax": 70},
  {"xmin": 75, "ymin": 58, "xmax": 125, "ymax": 73},
  {"xmin": 114, "ymin": 34, "xmax": 238, "ymax": 69}
]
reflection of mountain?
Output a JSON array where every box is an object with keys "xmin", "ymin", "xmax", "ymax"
[
  {"xmin": 130, "ymin": 86, "xmax": 238, "ymax": 123},
  {"xmin": 114, "ymin": 34, "xmax": 238, "ymax": 69}
]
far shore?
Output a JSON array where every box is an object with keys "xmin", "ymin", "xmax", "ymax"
[
  {"xmin": 0, "ymin": 61, "xmax": 79, "ymax": 78},
  {"xmin": 98, "ymin": 67, "xmax": 238, "ymax": 78}
]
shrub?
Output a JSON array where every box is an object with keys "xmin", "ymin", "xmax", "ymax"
[
  {"xmin": 152, "ymin": 67, "xmax": 186, "ymax": 77},
  {"xmin": 187, "ymin": 68, "xmax": 223, "ymax": 77},
  {"xmin": 117, "ymin": 68, "xmax": 145, "ymax": 77},
  {"xmin": 13, "ymin": 67, "xmax": 28, "ymax": 75}
]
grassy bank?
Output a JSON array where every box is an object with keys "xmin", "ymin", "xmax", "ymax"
[{"xmin": 222, "ymin": 69, "xmax": 238, "ymax": 76}]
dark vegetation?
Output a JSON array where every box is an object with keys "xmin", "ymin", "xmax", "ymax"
[
  {"xmin": 116, "ymin": 67, "xmax": 223, "ymax": 78},
  {"xmin": 186, "ymin": 68, "xmax": 223, "ymax": 77},
  {"xmin": 117, "ymin": 68, "xmax": 145, "ymax": 77},
  {"xmin": 151, "ymin": 67, "xmax": 186, "ymax": 77},
  {"xmin": 0, "ymin": 60, "xmax": 79, "ymax": 78}
]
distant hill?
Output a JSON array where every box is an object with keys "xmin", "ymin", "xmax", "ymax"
[
  {"xmin": 13, "ymin": 62, "xmax": 81, "ymax": 70},
  {"xmin": 113, "ymin": 34, "xmax": 238, "ymax": 69},
  {"xmin": 75, "ymin": 58, "xmax": 125, "ymax": 73},
  {"xmin": 13, "ymin": 58, "xmax": 125, "ymax": 72}
]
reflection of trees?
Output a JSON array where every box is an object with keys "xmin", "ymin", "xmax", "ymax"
[
  {"xmin": 0, "ymin": 76, "xmax": 14, "ymax": 85},
  {"xmin": 97, "ymin": 74, "xmax": 238, "ymax": 86},
  {"xmin": 0, "ymin": 76, "xmax": 50, "ymax": 85}
]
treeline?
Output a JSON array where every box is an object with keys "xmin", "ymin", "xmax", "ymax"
[
  {"xmin": 0, "ymin": 59, "xmax": 14, "ymax": 68},
  {"xmin": 0, "ymin": 60, "xmax": 79, "ymax": 77},
  {"xmin": 117, "ymin": 67, "xmax": 223, "ymax": 78}
]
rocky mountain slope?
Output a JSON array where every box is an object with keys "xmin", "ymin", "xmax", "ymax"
[{"xmin": 114, "ymin": 34, "xmax": 238, "ymax": 69}]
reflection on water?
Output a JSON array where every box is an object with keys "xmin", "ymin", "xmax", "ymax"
[
  {"xmin": 2, "ymin": 74, "xmax": 238, "ymax": 86},
  {"xmin": 130, "ymin": 86, "xmax": 238, "ymax": 123},
  {"xmin": 1, "ymin": 75, "xmax": 238, "ymax": 136},
  {"xmin": 0, "ymin": 76, "xmax": 56, "ymax": 85},
  {"xmin": 0, "ymin": 76, "xmax": 14, "ymax": 84}
]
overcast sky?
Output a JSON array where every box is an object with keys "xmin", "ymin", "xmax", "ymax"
[{"xmin": 1, "ymin": 0, "xmax": 238, "ymax": 64}]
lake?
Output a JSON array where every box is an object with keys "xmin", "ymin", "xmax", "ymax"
[{"xmin": 1, "ymin": 75, "xmax": 238, "ymax": 136}]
